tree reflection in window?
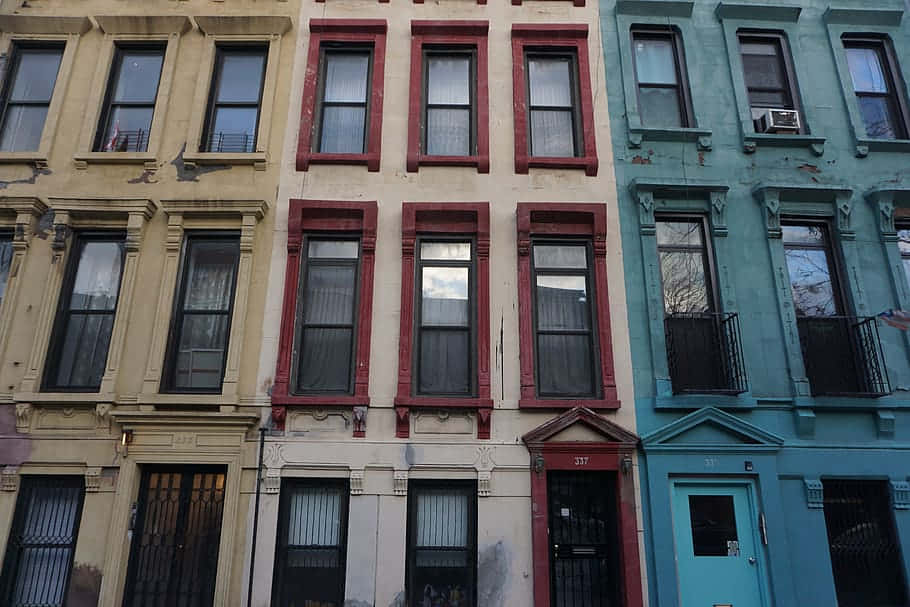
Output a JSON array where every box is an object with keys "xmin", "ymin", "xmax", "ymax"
[
  {"xmin": 656, "ymin": 219, "xmax": 713, "ymax": 314},
  {"xmin": 782, "ymin": 224, "xmax": 839, "ymax": 317}
]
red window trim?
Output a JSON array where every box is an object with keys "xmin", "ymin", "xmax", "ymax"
[
  {"xmin": 394, "ymin": 202, "xmax": 493, "ymax": 440},
  {"xmin": 511, "ymin": 24, "xmax": 598, "ymax": 176},
  {"xmin": 407, "ymin": 21, "xmax": 490, "ymax": 174},
  {"xmin": 516, "ymin": 203, "xmax": 618, "ymax": 409},
  {"xmin": 296, "ymin": 20, "xmax": 386, "ymax": 172},
  {"xmin": 272, "ymin": 200, "xmax": 378, "ymax": 436}
]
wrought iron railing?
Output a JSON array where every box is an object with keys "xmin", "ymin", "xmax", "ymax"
[
  {"xmin": 664, "ymin": 312, "xmax": 748, "ymax": 394},
  {"xmin": 797, "ymin": 315, "xmax": 891, "ymax": 397},
  {"xmin": 103, "ymin": 130, "xmax": 148, "ymax": 152},
  {"xmin": 204, "ymin": 132, "xmax": 255, "ymax": 153}
]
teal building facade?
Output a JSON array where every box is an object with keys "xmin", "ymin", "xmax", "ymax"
[{"xmin": 599, "ymin": 0, "xmax": 910, "ymax": 605}]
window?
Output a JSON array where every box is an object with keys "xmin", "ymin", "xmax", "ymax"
[
  {"xmin": 782, "ymin": 223, "xmax": 843, "ymax": 318},
  {"xmin": 44, "ymin": 234, "xmax": 125, "ymax": 391},
  {"xmin": 0, "ymin": 476, "xmax": 85, "ymax": 607},
  {"xmin": 0, "ymin": 232, "xmax": 13, "ymax": 309},
  {"xmin": 511, "ymin": 25, "xmax": 598, "ymax": 175},
  {"xmin": 296, "ymin": 239, "xmax": 361, "ymax": 394},
  {"xmin": 423, "ymin": 51, "xmax": 475, "ymax": 157},
  {"xmin": 297, "ymin": 20, "xmax": 387, "ymax": 172},
  {"xmin": 94, "ymin": 44, "xmax": 165, "ymax": 152},
  {"xmin": 632, "ymin": 29, "xmax": 692, "ymax": 128},
  {"xmin": 407, "ymin": 481, "xmax": 476, "ymax": 607},
  {"xmin": 657, "ymin": 218, "xmax": 714, "ymax": 314},
  {"xmin": 0, "ymin": 43, "xmax": 64, "ymax": 152},
  {"xmin": 738, "ymin": 32, "xmax": 802, "ymax": 128},
  {"xmin": 202, "ymin": 45, "xmax": 267, "ymax": 153},
  {"xmin": 273, "ymin": 479, "xmax": 349, "ymax": 607},
  {"xmin": 822, "ymin": 480, "xmax": 909, "ymax": 607},
  {"xmin": 843, "ymin": 36, "xmax": 909, "ymax": 140},
  {"xmin": 162, "ymin": 236, "xmax": 240, "ymax": 393},
  {"xmin": 897, "ymin": 223, "xmax": 910, "ymax": 287}
]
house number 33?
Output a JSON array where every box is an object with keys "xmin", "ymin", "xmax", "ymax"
[{"xmin": 574, "ymin": 456, "xmax": 590, "ymax": 466}]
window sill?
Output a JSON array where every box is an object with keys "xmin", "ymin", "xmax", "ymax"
[
  {"xmin": 14, "ymin": 391, "xmax": 115, "ymax": 405},
  {"xmin": 0, "ymin": 152, "xmax": 49, "ymax": 168},
  {"xmin": 743, "ymin": 133, "xmax": 826, "ymax": 156},
  {"xmin": 136, "ymin": 393, "xmax": 238, "ymax": 407},
  {"xmin": 73, "ymin": 152, "xmax": 157, "ymax": 170},
  {"xmin": 394, "ymin": 396, "xmax": 494, "ymax": 408},
  {"xmin": 408, "ymin": 154, "xmax": 490, "ymax": 174},
  {"xmin": 519, "ymin": 155, "xmax": 598, "ymax": 176},
  {"xmin": 629, "ymin": 126, "xmax": 712, "ymax": 151},
  {"xmin": 296, "ymin": 152, "xmax": 380, "ymax": 172},
  {"xmin": 182, "ymin": 151, "xmax": 267, "ymax": 171},
  {"xmin": 271, "ymin": 394, "xmax": 370, "ymax": 407},
  {"xmin": 519, "ymin": 397, "xmax": 620, "ymax": 410},
  {"xmin": 855, "ymin": 138, "xmax": 910, "ymax": 157}
]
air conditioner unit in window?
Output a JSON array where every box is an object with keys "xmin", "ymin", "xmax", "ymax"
[{"xmin": 754, "ymin": 108, "xmax": 800, "ymax": 133}]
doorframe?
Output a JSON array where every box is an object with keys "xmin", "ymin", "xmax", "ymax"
[
  {"xmin": 670, "ymin": 478, "xmax": 772, "ymax": 607},
  {"xmin": 523, "ymin": 407, "xmax": 643, "ymax": 607}
]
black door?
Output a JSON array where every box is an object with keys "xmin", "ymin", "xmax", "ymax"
[
  {"xmin": 548, "ymin": 471, "xmax": 620, "ymax": 607},
  {"xmin": 122, "ymin": 466, "xmax": 226, "ymax": 607}
]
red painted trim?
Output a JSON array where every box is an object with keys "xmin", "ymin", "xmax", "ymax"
[
  {"xmin": 394, "ymin": 202, "xmax": 492, "ymax": 439},
  {"xmin": 296, "ymin": 20, "xmax": 387, "ymax": 172},
  {"xmin": 516, "ymin": 203, "xmax": 618, "ymax": 410},
  {"xmin": 511, "ymin": 24, "xmax": 598, "ymax": 176},
  {"xmin": 273, "ymin": 200, "xmax": 378, "ymax": 436},
  {"xmin": 407, "ymin": 21, "xmax": 490, "ymax": 174}
]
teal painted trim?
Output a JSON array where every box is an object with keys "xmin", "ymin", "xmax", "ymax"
[
  {"xmin": 794, "ymin": 408, "xmax": 816, "ymax": 438},
  {"xmin": 877, "ymin": 409, "xmax": 896, "ymax": 438},
  {"xmin": 856, "ymin": 138, "xmax": 910, "ymax": 154},
  {"xmin": 628, "ymin": 126, "xmax": 712, "ymax": 149},
  {"xmin": 715, "ymin": 2, "xmax": 802, "ymax": 22},
  {"xmin": 615, "ymin": 0, "xmax": 693, "ymax": 16},
  {"xmin": 743, "ymin": 133, "xmax": 826, "ymax": 156},
  {"xmin": 654, "ymin": 393, "xmax": 758, "ymax": 409},
  {"xmin": 823, "ymin": 7, "xmax": 904, "ymax": 26},
  {"xmin": 640, "ymin": 406, "xmax": 786, "ymax": 447}
]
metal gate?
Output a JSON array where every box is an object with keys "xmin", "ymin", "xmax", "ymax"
[
  {"xmin": 122, "ymin": 467, "xmax": 226, "ymax": 607},
  {"xmin": 548, "ymin": 471, "xmax": 620, "ymax": 607}
]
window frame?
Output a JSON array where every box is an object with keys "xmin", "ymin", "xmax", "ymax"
[
  {"xmin": 511, "ymin": 24, "xmax": 598, "ymax": 176},
  {"xmin": 297, "ymin": 20, "xmax": 386, "ymax": 172},
  {"xmin": 630, "ymin": 27, "xmax": 695, "ymax": 129},
  {"xmin": 841, "ymin": 34, "xmax": 910, "ymax": 141},
  {"xmin": 738, "ymin": 30, "xmax": 805, "ymax": 134},
  {"xmin": 0, "ymin": 41, "xmax": 65, "ymax": 154},
  {"xmin": 517, "ymin": 203, "xmax": 618, "ymax": 409},
  {"xmin": 314, "ymin": 45, "xmax": 374, "ymax": 156},
  {"xmin": 42, "ymin": 231, "xmax": 126, "ymax": 393},
  {"xmin": 525, "ymin": 49, "xmax": 583, "ymax": 159},
  {"xmin": 160, "ymin": 232, "xmax": 241, "ymax": 394},
  {"xmin": 655, "ymin": 214, "xmax": 719, "ymax": 315},
  {"xmin": 780, "ymin": 219, "xmax": 849, "ymax": 318}
]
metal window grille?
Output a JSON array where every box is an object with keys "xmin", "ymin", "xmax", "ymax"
[
  {"xmin": 822, "ymin": 479, "xmax": 909, "ymax": 607},
  {"xmin": 0, "ymin": 476, "xmax": 85, "ymax": 607},
  {"xmin": 798, "ymin": 316, "xmax": 891, "ymax": 397},
  {"xmin": 665, "ymin": 312, "xmax": 748, "ymax": 394}
]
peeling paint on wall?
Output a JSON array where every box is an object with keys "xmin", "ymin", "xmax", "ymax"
[
  {"xmin": 0, "ymin": 166, "xmax": 51, "ymax": 190},
  {"xmin": 477, "ymin": 540, "xmax": 510, "ymax": 607},
  {"xmin": 171, "ymin": 144, "xmax": 232, "ymax": 182}
]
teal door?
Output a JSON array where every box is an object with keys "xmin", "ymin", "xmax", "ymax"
[{"xmin": 672, "ymin": 483, "xmax": 766, "ymax": 607}]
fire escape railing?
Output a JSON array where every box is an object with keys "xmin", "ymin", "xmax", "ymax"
[
  {"xmin": 204, "ymin": 132, "xmax": 255, "ymax": 153},
  {"xmin": 665, "ymin": 312, "xmax": 748, "ymax": 395},
  {"xmin": 103, "ymin": 130, "xmax": 149, "ymax": 153}
]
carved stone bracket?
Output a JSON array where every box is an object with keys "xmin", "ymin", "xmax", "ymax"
[
  {"xmin": 394, "ymin": 469, "xmax": 408, "ymax": 496},
  {"xmin": 264, "ymin": 468, "xmax": 281, "ymax": 494},
  {"xmin": 95, "ymin": 403, "xmax": 112, "ymax": 428},
  {"xmin": 794, "ymin": 408, "xmax": 815, "ymax": 439},
  {"xmin": 630, "ymin": 179, "xmax": 729, "ymax": 237},
  {"xmin": 876, "ymin": 409, "xmax": 896, "ymax": 439},
  {"xmin": 890, "ymin": 481, "xmax": 910, "ymax": 510},
  {"xmin": 834, "ymin": 191, "xmax": 854, "ymax": 239},
  {"xmin": 15, "ymin": 403, "xmax": 31, "ymax": 432},
  {"xmin": 754, "ymin": 187, "xmax": 782, "ymax": 238},
  {"xmin": 709, "ymin": 190, "xmax": 728, "ymax": 237},
  {"xmin": 633, "ymin": 188, "xmax": 655, "ymax": 236},
  {"xmin": 478, "ymin": 470, "xmax": 491, "ymax": 497},
  {"xmin": 85, "ymin": 467, "xmax": 102, "ymax": 492},
  {"xmin": 866, "ymin": 188, "xmax": 910, "ymax": 241},
  {"xmin": 1, "ymin": 466, "xmax": 19, "ymax": 492},
  {"xmin": 271, "ymin": 406, "xmax": 286, "ymax": 432},
  {"xmin": 477, "ymin": 408, "xmax": 492, "ymax": 440},
  {"xmin": 395, "ymin": 406, "xmax": 409, "ymax": 438},
  {"xmin": 350, "ymin": 469, "xmax": 364, "ymax": 495},
  {"xmin": 804, "ymin": 478, "xmax": 823, "ymax": 509},
  {"xmin": 352, "ymin": 406, "xmax": 367, "ymax": 438}
]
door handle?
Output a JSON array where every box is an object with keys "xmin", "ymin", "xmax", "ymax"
[{"xmin": 748, "ymin": 556, "xmax": 756, "ymax": 565}]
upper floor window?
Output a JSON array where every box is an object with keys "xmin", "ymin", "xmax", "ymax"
[
  {"xmin": 162, "ymin": 236, "xmax": 240, "ymax": 393},
  {"xmin": 202, "ymin": 45, "xmax": 267, "ymax": 153},
  {"xmin": 782, "ymin": 223, "xmax": 843, "ymax": 317},
  {"xmin": 843, "ymin": 36, "xmax": 909, "ymax": 140},
  {"xmin": 657, "ymin": 218, "xmax": 714, "ymax": 314},
  {"xmin": 423, "ymin": 51, "xmax": 475, "ymax": 157},
  {"xmin": 94, "ymin": 44, "xmax": 165, "ymax": 153},
  {"xmin": 44, "ymin": 234, "xmax": 125, "ymax": 391},
  {"xmin": 739, "ymin": 32, "xmax": 802, "ymax": 131},
  {"xmin": 0, "ymin": 43, "xmax": 63, "ymax": 152},
  {"xmin": 315, "ymin": 47, "xmax": 372, "ymax": 154},
  {"xmin": 632, "ymin": 29, "xmax": 693, "ymax": 128},
  {"xmin": 526, "ymin": 52, "xmax": 581, "ymax": 158},
  {"xmin": 0, "ymin": 233, "xmax": 13, "ymax": 309}
]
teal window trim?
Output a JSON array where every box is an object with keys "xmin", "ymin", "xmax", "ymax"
[
  {"xmin": 630, "ymin": 178, "xmax": 757, "ymax": 409},
  {"xmin": 717, "ymin": 8, "xmax": 826, "ymax": 156},
  {"xmin": 823, "ymin": 9, "xmax": 910, "ymax": 157},
  {"xmin": 613, "ymin": 10, "xmax": 712, "ymax": 150}
]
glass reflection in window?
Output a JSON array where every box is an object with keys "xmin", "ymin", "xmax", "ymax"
[{"xmin": 783, "ymin": 224, "xmax": 840, "ymax": 317}]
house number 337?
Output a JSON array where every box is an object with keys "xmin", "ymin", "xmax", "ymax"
[{"xmin": 574, "ymin": 456, "xmax": 589, "ymax": 466}]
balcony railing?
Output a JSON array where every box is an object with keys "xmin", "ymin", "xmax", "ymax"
[
  {"xmin": 204, "ymin": 132, "xmax": 256, "ymax": 153},
  {"xmin": 103, "ymin": 130, "xmax": 149, "ymax": 153},
  {"xmin": 797, "ymin": 315, "xmax": 891, "ymax": 397},
  {"xmin": 665, "ymin": 312, "xmax": 748, "ymax": 395}
]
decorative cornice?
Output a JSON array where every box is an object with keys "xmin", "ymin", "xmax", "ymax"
[
  {"xmin": 0, "ymin": 196, "xmax": 48, "ymax": 217},
  {"xmin": 193, "ymin": 16, "xmax": 292, "ymax": 36},
  {"xmin": 640, "ymin": 406, "xmax": 785, "ymax": 449},
  {"xmin": 0, "ymin": 15, "xmax": 92, "ymax": 35},
  {"xmin": 46, "ymin": 197, "xmax": 157, "ymax": 221},
  {"xmin": 94, "ymin": 15, "xmax": 192, "ymax": 35},
  {"xmin": 109, "ymin": 411, "xmax": 259, "ymax": 429},
  {"xmin": 160, "ymin": 199, "xmax": 268, "ymax": 221},
  {"xmin": 616, "ymin": 0, "xmax": 693, "ymax": 17},
  {"xmin": 823, "ymin": 7, "xmax": 904, "ymax": 26},
  {"xmin": 523, "ymin": 407, "xmax": 639, "ymax": 448},
  {"xmin": 715, "ymin": 2, "xmax": 801, "ymax": 22}
]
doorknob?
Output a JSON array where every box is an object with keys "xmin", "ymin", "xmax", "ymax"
[{"xmin": 748, "ymin": 556, "xmax": 756, "ymax": 565}]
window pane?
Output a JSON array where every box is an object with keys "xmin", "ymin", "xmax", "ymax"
[
  {"xmin": 742, "ymin": 47, "xmax": 785, "ymax": 90},
  {"xmin": 660, "ymin": 251, "xmax": 710, "ymax": 314},
  {"xmin": 530, "ymin": 109, "xmax": 574, "ymax": 157},
  {"xmin": 287, "ymin": 485, "xmax": 342, "ymax": 546},
  {"xmin": 320, "ymin": 106, "xmax": 366, "ymax": 154},
  {"xmin": 846, "ymin": 46, "xmax": 888, "ymax": 93},
  {"xmin": 216, "ymin": 52, "xmax": 266, "ymax": 103},
  {"xmin": 419, "ymin": 329, "xmax": 470, "ymax": 394},
  {"xmin": 529, "ymin": 57, "xmax": 572, "ymax": 107},
  {"xmin": 208, "ymin": 107, "xmax": 259, "ymax": 152},
  {"xmin": 416, "ymin": 490, "xmax": 469, "ymax": 547},
  {"xmin": 323, "ymin": 53, "xmax": 369, "ymax": 103},
  {"xmin": 102, "ymin": 106, "xmax": 154, "ymax": 152},
  {"xmin": 639, "ymin": 86, "xmax": 683, "ymax": 127},
  {"xmin": 173, "ymin": 314, "xmax": 229, "ymax": 389},
  {"xmin": 112, "ymin": 51, "xmax": 164, "ymax": 103},
  {"xmin": 782, "ymin": 224, "xmax": 826, "ymax": 244},
  {"xmin": 899, "ymin": 229, "xmax": 910, "ymax": 254},
  {"xmin": 427, "ymin": 108, "xmax": 470, "ymax": 156},
  {"xmin": 634, "ymin": 37, "xmax": 677, "ymax": 85},
  {"xmin": 303, "ymin": 265, "xmax": 356, "ymax": 324},
  {"xmin": 422, "ymin": 267, "xmax": 469, "ymax": 327},
  {"xmin": 410, "ymin": 487, "xmax": 473, "ymax": 607},
  {"xmin": 427, "ymin": 56, "xmax": 470, "ymax": 105},
  {"xmin": 182, "ymin": 241, "xmax": 237, "ymax": 312},
  {"xmin": 657, "ymin": 221, "xmax": 704, "ymax": 247},
  {"xmin": 536, "ymin": 275, "xmax": 589, "ymax": 331},
  {"xmin": 785, "ymin": 247, "xmax": 836, "ymax": 317},
  {"xmin": 69, "ymin": 241, "xmax": 123, "ymax": 311},
  {"xmin": 309, "ymin": 241, "xmax": 360, "ymax": 259},
  {"xmin": 747, "ymin": 90, "xmax": 789, "ymax": 108},
  {"xmin": 689, "ymin": 495, "xmax": 738, "ymax": 557},
  {"xmin": 54, "ymin": 313, "xmax": 114, "ymax": 388},
  {"xmin": 537, "ymin": 333, "xmax": 593, "ymax": 395},
  {"xmin": 858, "ymin": 95, "xmax": 900, "ymax": 139},
  {"xmin": 0, "ymin": 105, "xmax": 48, "ymax": 152},
  {"xmin": 534, "ymin": 244, "xmax": 587, "ymax": 269},
  {"xmin": 298, "ymin": 327, "xmax": 353, "ymax": 392},
  {"xmin": 9, "ymin": 49, "xmax": 63, "ymax": 102},
  {"xmin": 0, "ymin": 238, "xmax": 12, "ymax": 306},
  {"xmin": 421, "ymin": 242, "xmax": 471, "ymax": 261}
]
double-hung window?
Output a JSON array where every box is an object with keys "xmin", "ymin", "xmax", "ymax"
[
  {"xmin": 44, "ymin": 234, "xmax": 125, "ymax": 391},
  {"xmin": 94, "ymin": 44, "xmax": 165, "ymax": 152},
  {"xmin": 315, "ymin": 47, "xmax": 372, "ymax": 155},
  {"xmin": 0, "ymin": 476, "xmax": 85, "ymax": 607},
  {"xmin": 526, "ymin": 52, "xmax": 581, "ymax": 158},
  {"xmin": 0, "ymin": 43, "xmax": 63, "ymax": 152},
  {"xmin": 843, "ymin": 36, "xmax": 909, "ymax": 140},
  {"xmin": 657, "ymin": 218, "xmax": 714, "ymax": 315},
  {"xmin": 631, "ymin": 29, "xmax": 693, "ymax": 128},
  {"xmin": 738, "ymin": 32, "xmax": 802, "ymax": 130},
  {"xmin": 162, "ymin": 235, "xmax": 240, "ymax": 392},
  {"xmin": 422, "ymin": 50, "xmax": 475, "ymax": 157},
  {"xmin": 202, "ymin": 45, "xmax": 267, "ymax": 153}
]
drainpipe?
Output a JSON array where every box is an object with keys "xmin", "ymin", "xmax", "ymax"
[{"xmin": 247, "ymin": 427, "xmax": 267, "ymax": 607}]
